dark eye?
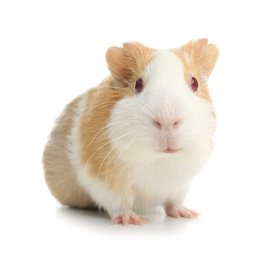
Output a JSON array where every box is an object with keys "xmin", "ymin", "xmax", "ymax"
[
  {"xmin": 135, "ymin": 77, "xmax": 143, "ymax": 93},
  {"xmin": 191, "ymin": 76, "xmax": 199, "ymax": 92}
]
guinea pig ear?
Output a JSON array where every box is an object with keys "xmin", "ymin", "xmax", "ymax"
[
  {"xmin": 106, "ymin": 46, "xmax": 127, "ymax": 80},
  {"xmin": 180, "ymin": 38, "xmax": 219, "ymax": 78},
  {"xmin": 106, "ymin": 42, "xmax": 155, "ymax": 83}
]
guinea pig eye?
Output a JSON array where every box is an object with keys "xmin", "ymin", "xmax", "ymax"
[
  {"xmin": 191, "ymin": 76, "xmax": 199, "ymax": 92},
  {"xmin": 135, "ymin": 77, "xmax": 143, "ymax": 93}
]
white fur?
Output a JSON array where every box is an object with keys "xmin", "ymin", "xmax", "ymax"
[
  {"xmin": 66, "ymin": 93, "xmax": 87, "ymax": 174},
  {"xmin": 69, "ymin": 50, "xmax": 215, "ymax": 218},
  {"xmin": 106, "ymin": 50, "xmax": 216, "ymax": 213}
]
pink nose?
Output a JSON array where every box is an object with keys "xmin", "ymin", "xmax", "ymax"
[{"xmin": 153, "ymin": 118, "xmax": 181, "ymax": 130}]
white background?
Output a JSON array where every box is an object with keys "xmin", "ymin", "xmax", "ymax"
[{"xmin": 1, "ymin": 0, "xmax": 269, "ymax": 259}]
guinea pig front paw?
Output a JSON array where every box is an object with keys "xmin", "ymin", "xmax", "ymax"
[
  {"xmin": 165, "ymin": 203, "xmax": 200, "ymax": 219},
  {"xmin": 111, "ymin": 212, "xmax": 149, "ymax": 226}
]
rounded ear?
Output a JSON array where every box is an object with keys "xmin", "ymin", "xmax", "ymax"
[
  {"xmin": 105, "ymin": 46, "xmax": 126, "ymax": 80},
  {"xmin": 180, "ymin": 38, "xmax": 219, "ymax": 78},
  {"xmin": 105, "ymin": 42, "xmax": 155, "ymax": 83}
]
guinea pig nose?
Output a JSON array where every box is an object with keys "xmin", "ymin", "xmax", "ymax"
[
  {"xmin": 154, "ymin": 120, "xmax": 162, "ymax": 129},
  {"xmin": 173, "ymin": 120, "xmax": 180, "ymax": 127},
  {"xmin": 153, "ymin": 118, "xmax": 181, "ymax": 130}
]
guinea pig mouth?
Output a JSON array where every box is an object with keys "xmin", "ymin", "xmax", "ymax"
[{"xmin": 161, "ymin": 148, "xmax": 182, "ymax": 154}]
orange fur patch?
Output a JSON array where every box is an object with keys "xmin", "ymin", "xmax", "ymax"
[
  {"xmin": 172, "ymin": 38, "xmax": 219, "ymax": 105},
  {"xmin": 79, "ymin": 79, "xmax": 134, "ymax": 196},
  {"xmin": 106, "ymin": 41, "xmax": 156, "ymax": 87},
  {"xmin": 43, "ymin": 98, "xmax": 96, "ymax": 208},
  {"xmin": 80, "ymin": 42, "xmax": 156, "ymax": 194}
]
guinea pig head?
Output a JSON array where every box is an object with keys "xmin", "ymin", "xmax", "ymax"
[{"xmin": 106, "ymin": 39, "xmax": 219, "ymax": 162}]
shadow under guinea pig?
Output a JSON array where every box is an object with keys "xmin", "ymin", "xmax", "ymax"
[{"xmin": 54, "ymin": 205, "xmax": 201, "ymax": 234}]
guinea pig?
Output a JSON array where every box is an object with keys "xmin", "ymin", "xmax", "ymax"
[{"xmin": 43, "ymin": 38, "xmax": 219, "ymax": 225}]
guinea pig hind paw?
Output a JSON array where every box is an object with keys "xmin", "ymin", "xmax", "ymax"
[{"xmin": 111, "ymin": 213, "xmax": 149, "ymax": 225}]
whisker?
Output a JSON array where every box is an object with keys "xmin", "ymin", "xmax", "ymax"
[
  {"xmin": 81, "ymin": 101, "xmax": 117, "ymax": 118},
  {"xmin": 94, "ymin": 145, "xmax": 115, "ymax": 189},
  {"xmin": 104, "ymin": 86, "xmax": 133, "ymax": 93},
  {"xmin": 105, "ymin": 153, "xmax": 112, "ymax": 183},
  {"xmin": 111, "ymin": 133, "xmax": 139, "ymax": 162},
  {"xmin": 84, "ymin": 126, "xmax": 107, "ymax": 133},
  {"xmin": 83, "ymin": 131, "xmax": 137, "ymax": 179},
  {"xmin": 139, "ymin": 47, "xmax": 146, "ymax": 77},
  {"xmin": 98, "ymin": 121, "xmax": 132, "ymax": 140},
  {"xmin": 94, "ymin": 131, "xmax": 135, "ymax": 187},
  {"xmin": 110, "ymin": 134, "xmax": 139, "ymax": 181},
  {"xmin": 87, "ymin": 125, "xmax": 108, "ymax": 148}
]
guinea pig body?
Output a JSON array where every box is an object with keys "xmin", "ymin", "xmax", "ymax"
[{"xmin": 43, "ymin": 39, "xmax": 219, "ymax": 225}]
